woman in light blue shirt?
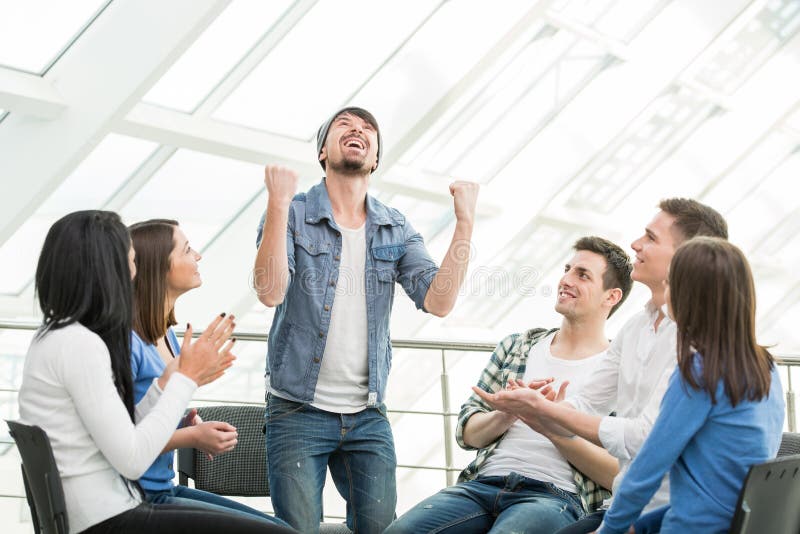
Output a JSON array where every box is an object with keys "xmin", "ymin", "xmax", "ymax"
[
  {"xmin": 129, "ymin": 218, "xmax": 287, "ymax": 527},
  {"xmin": 598, "ymin": 237, "xmax": 785, "ymax": 534}
]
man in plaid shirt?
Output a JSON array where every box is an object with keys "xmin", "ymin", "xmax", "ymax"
[{"xmin": 386, "ymin": 236, "xmax": 633, "ymax": 534}]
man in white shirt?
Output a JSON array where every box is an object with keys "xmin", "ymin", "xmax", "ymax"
[
  {"xmin": 385, "ymin": 236, "xmax": 633, "ymax": 534},
  {"xmin": 475, "ymin": 198, "xmax": 729, "ymax": 533}
]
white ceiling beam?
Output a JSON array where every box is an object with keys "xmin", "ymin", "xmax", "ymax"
[
  {"xmin": 0, "ymin": 67, "xmax": 66, "ymax": 119},
  {"xmin": 542, "ymin": 11, "xmax": 631, "ymax": 61},
  {"xmin": 117, "ymin": 102, "xmax": 315, "ymax": 172},
  {"xmin": 116, "ymin": 103, "xmax": 500, "ymax": 212},
  {"xmin": 0, "ymin": 0, "xmax": 230, "ymax": 247}
]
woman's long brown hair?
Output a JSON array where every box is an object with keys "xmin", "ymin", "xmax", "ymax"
[
  {"xmin": 129, "ymin": 219, "xmax": 179, "ymax": 344},
  {"xmin": 670, "ymin": 236, "xmax": 773, "ymax": 406}
]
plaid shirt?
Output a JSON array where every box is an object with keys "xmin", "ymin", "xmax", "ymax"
[{"xmin": 455, "ymin": 327, "xmax": 611, "ymax": 513}]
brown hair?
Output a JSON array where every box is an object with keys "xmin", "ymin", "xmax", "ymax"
[
  {"xmin": 573, "ymin": 236, "xmax": 633, "ymax": 317},
  {"xmin": 658, "ymin": 198, "xmax": 728, "ymax": 242},
  {"xmin": 129, "ymin": 219, "xmax": 179, "ymax": 344},
  {"xmin": 670, "ymin": 237, "xmax": 773, "ymax": 406}
]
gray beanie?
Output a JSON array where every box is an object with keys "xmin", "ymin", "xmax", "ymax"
[{"xmin": 316, "ymin": 106, "xmax": 382, "ymax": 171}]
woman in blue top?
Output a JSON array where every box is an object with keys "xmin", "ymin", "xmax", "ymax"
[
  {"xmin": 597, "ymin": 237, "xmax": 785, "ymax": 534},
  {"xmin": 129, "ymin": 219, "xmax": 286, "ymax": 526}
]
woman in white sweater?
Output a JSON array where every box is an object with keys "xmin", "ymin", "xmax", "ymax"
[{"xmin": 17, "ymin": 210, "xmax": 295, "ymax": 534}]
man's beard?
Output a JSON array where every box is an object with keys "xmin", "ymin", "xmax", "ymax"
[{"xmin": 328, "ymin": 154, "xmax": 369, "ymax": 176}]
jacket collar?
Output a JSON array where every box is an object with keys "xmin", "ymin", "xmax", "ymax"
[{"xmin": 304, "ymin": 178, "xmax": 404, "ymax": 227}]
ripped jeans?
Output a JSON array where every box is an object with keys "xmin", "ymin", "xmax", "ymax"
[
  {"xmin": 385, "ymin": 472, "xmax": 584, "ymax": 534},
  {"xmin": 265, "ymin": 394, "xmax": 396, "ymax": 534}
]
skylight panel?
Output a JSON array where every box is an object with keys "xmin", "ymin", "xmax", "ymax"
[
  {"xmin": 143, "ymin": 0, "xmax": 292, "ymax": 113},
  {"xmin": 213, "ymin": 0, "xmax": 437, "ymax": 140},
  {"xmin": 0, "ymin": 134, "xmax": 157, "ymax": 295},
  {"xmin": 118, "ymin": 149, "xmax": 263, "ymax": 251},
  {"xmin": 351, "ymin": 0, "xmax": 533, "ymax": 149},
  {"xmin": 689, "ymin": 0, "xmax": 800, "ymax": 95},
  {"xmin": 0, "ymin": 0, "xmax": 109, "ymax": 74}
]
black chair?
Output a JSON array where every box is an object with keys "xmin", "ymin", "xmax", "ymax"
[
  {"xmin": 729, "ymin": 454, "xmax": 800, "ymax": 533},
  {"xmin": 6, "ymin": 420, "xmax": 68, "ymax": 534},
  {"xmin": 728, "ymin": 432, "xmax": 800, "ymax": 534},
  {"xmin": 777, "ymin": 431, "xmax": 800, "ymax": 457},
  {"xmin": 177, "ymin": 405, "xmax": 351, "ymax": 533}
]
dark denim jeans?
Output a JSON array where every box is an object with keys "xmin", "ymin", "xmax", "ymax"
[
  {"xmin": 82, "ymin": 503, "xmax": 296, "ymax": 534},
  {"xmin": 554, "ymin": 506, "xmax": 664, "ymax": 534},
  {"xmin": 265, "ymin": 394, "xmax": 396, "ymax": 534},
  {"xmin": 385, "ymin": 472, "xmax": 585, "ymax": 534},
  {"xmin": 145, "ymin": 484, "xmax": 289, "ymax": 527}
]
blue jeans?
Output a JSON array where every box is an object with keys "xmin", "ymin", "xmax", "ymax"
[
  {"xmin": 554, "ymin": 507, "xmax": 664, "ymax": 534},
  {"xmin": 265, "ymin": 394, "xmax": 396, "ymax": 533},
  {"xmin": 633, "ymin": 505, "xmax": 666, "ymax": 533},
  {"xmin": 385, "ymin": 472, "xmax": 585, "ymax": 534},
  {"xmin": 145, "ymin": 485, "xmax": 289, "ymax": 528}
]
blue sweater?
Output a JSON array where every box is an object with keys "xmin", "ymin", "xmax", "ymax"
[
  {"xmin": 131, "ymin": 329, "xmax": 181, "ymax": 492},
  {"xmin": 599, "ymin": 355, "xmax": 784, "ymax": 534}
]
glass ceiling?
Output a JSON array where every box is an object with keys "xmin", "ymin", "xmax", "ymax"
[
  {"xmin": 1, "ymin": 0, "xmax": 800, "ymax": 526},
  {"xmin": 1, "ymin": 0, "xmax": 798, "ymax": 346},
  {"xmin": 0, "ymin": 0, "xmax": 109, "ymax": 74}
]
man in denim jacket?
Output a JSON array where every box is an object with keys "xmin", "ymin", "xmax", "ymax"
[{"xmin": 253, "ymin": 107, "xmax": 479, "ymax": 533}]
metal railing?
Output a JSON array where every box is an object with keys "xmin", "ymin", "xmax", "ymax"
[{"xmin": 2, "ymin": 320, "xmax": 799, "ymax": 491}]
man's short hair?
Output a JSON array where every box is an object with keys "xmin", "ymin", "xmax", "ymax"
[
  {"xmin": 573, "ymin": 236, "xmax": 633, "ymax": 317},
  {"xmin": 658, "ymin": 198, "xmax": 728, "ymax": 242}
]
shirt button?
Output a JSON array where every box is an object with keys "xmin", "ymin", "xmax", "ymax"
[
  {"xmin": 335, "ymin": 255, "xmax": 341, "ymax": 261},
  {"xmin": 324, "ymin": 305, "xmax": 330, "ymax": 311},
  {"xmin": 319, "ymin": 332, "xmax": 324, "ymax": 338},
  {"xmin": 330, "ymin": 280, "xmax": 335, "ymax": 286},
  {"xmin": 313, "ymin": 357, "xmax": 320, "ymax": 363}
]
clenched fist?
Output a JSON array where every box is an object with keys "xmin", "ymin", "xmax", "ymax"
[
  {"xmin": 264, "ymin": 165, "xmax": 299, "ymax": 207},
  {"xmin": 449, "ymin": 180, "xmax": 480, "ymax": 226}
]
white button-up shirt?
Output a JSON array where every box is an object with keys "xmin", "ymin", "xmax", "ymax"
[{"xmin": 567, "ymin": 301, "xmax": 677, "ymax": 510}]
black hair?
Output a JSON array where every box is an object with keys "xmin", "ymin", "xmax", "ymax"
[
  {"xmin": 573, "ymin": 235, "xmax": 634, "ymax": 317},
  {"xmin": 35, "ymin": 210, "xmax": 135, "ymax": 421}
]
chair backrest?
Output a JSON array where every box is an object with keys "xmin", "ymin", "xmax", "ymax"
[
  {"xmin": 177, "ymin": 405, "xmax": 269, "ymax": 496},
  {"xmin": 6, "ymin": 420, "xmax": 69, "ymax": 534},
  {"xmin": 729, "ymin": 453, "xmax": 800, "ymax": 534},
  {"xmin": 778, "ymin": 432, "xmax": 800, "ymax": 457}
]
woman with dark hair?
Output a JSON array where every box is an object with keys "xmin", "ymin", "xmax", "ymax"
[
  {"xmin": 17, "ymin": 210, "xmax": 295, "ymax": 534},
  {"xmin": 596, "ymin": 237, "xmax": 785, "ymax": 534},
  {"xmin": 128, "ymin": 218, "xmax": 286, "ymax": 525}
]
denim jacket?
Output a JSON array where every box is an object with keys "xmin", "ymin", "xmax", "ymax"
[{"xmin": 256, "ymin": 179, "xmax": 439, "ymax": 406}]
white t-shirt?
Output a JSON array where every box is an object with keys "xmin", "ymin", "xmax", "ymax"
[
  {"xmin": 312, "ymin": 223, "xmax": 369, "ymax": 413},
  {"xmin": 480, "ymin": 332, "xmax": 607, "ymax": 492},
  {"xmin": 17, "ymin": 323, "xmax": 196, "ymax": 533}
]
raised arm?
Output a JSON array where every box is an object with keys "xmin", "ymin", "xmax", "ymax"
[
  {"xmin": 423, "ymin": 181, "xmax": 479, "ymax": 317},
  {"xmin": 253, "ymin": 165, "xmax": 298, "ymax": 307}
]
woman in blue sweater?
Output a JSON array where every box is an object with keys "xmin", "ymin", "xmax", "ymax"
[
  {"xmin": 129, "ymin": 219, "xmax": 286, "ymax": 526},
  {"xmin": 597, "ymin": 237, "xmax": 785, "ymax": 534}
]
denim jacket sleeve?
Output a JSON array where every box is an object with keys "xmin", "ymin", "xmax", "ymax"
[
  {"xmin": 256, "ymin": 204, "xmax": 297, "ymax": 278},
  {"xmin": 395, "ymin": 219, "xmax": 438, "ymax": 310}
]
